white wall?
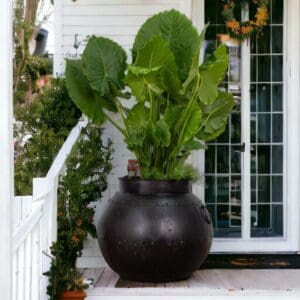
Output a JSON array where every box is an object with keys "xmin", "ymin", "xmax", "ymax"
[{"xmin": 54, "ymin": 0, "xmax": 195, "ymax": 268}]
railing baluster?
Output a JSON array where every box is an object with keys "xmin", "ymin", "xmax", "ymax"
[
  {"xmin": 24, "ymin": 234, "xmax": 32, "ymax": 300},
  {"xmin": 17, "ymin": 243, "xmax": 25, "ymax": 300},
  {"xmin": 13, "ymin": 251, "xmax": 17, "ymax": 300},
  {"xmin": 31, "ymin": 224, "xmax": 40, "ymax": 300}
]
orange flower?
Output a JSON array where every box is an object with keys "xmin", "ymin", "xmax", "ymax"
[
  {"xmin": 241, "ymin": 26, "xmax": 253, "ymax": 35},
  {"xmin": 255, "ymin": 7, "xmax": 268, "ymax": 26},
  {"xmin": 226, "ymin": 20, "xmax": 240, "ymax": 30}
]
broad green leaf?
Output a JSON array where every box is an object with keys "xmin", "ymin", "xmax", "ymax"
[
  {"xmin": 164, "ymin": 70, "xmax": 186, "ymax": 104},
  {"xmin": 125, "ymin": 102, "xmax": 149, "ymax": 146},
  {"xmin": 133, "ymin": 9, "xmax": 199, "ymax": 81},
  {"xmin": 125, "ymin": 65, "xmax": 166, "ymax": 101},
  {"xmin": 196, "ymin": 91, "xmax": 234, "ymax": 141},
  {"xmin": 145, "ymin": 123, "xmax": 160, "ymax": 146},
  {"xmin": 179, "ymin": 103, "xmax": 202, "ymax": 146},
  {"xmin": 181, "ymin": 138, "xmax": 206, "ymax": 152},
  {"xmin": 135, "ymin": 35, "xmax": 178, "ymax": 74},
  {"xmin": 82, "ymin": 36, "xmax": 127, "ymax": 96},
  {"xmin": 155, "ymin": 119, "xmax": 171, "ymax": 147},
  {"xmin": 182, "ymin": 24, "xmax": 209, "ymax": 93},
  {"xmin": 65, "ymin": 59, "xmax": 105, "ymax": 124},
  {"xmin": 198, "ymin": 44, "xmax": 229, "ymax": 104},
  {"xmin": 164, "ymin": 104, "xmax": 182, "ymax": 129},
  {"xmin": 94, "ymin": 93, "xmax": 118, "ymax": 113}
]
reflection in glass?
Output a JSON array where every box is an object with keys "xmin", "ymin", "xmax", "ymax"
[
  {"xmin": 231, "ymin": 114, "xmax": 241, "ymax": 143},
  {"xmin": 258, "ymin": 176, "xmax": 270, "ymax": 203},
  {"xmin": 272, "ymin": 114, "xmax": 283, "ymax": 143},
  {"xmin": 258, "ymin": 56, "xmax": 271, "ymax": 82},
  {"xmin": 231, "ymin": 147, "xmax": 241, "ymax": 173},
  {"xmin": 205, "ymin": 176, "xmax": 215, "ymax": 203},
  {"xmin": 251, "ymin": 204, "xmax": 283, "ymax": 237},
  {"xmin": 272, "ymin": 145, "xmax": 283, "ymax": 173},
  {"xmin": 272, "ymin": 176, "xmax": 283, "ymax": 203},
  {"xmin": 217, "ymin": 205, "xmax": 229, "ymax": 228},
  {"xmin": 217, "ymin": 146, "xmax": 229, "ymax": 173},
  {"xmin": 257, "ymin": 146, "xmax": 270, "ymax": 174},
  {"xmin": 217, "ymin": 176, "xmax": 229, "ymax": 203},
  {"xmin": 272, "ymin": 84, "xmax": 283, "ymax": 111},
  {"xmin": 272, "ymin": 0, "xmax": 283, "ymax": 24},
  {"xmin": 258, "ymin": 114, "xmax": 271, "ymax": 143},
  {"xmin": 257, "ymin": 84, "xmax": 271, "ymax": 112},
  {"xmin": 205, "ymin": 145, "xmax": 215, "ymax": 174},
  {"xmin": 272, "ymin": 56, "xmax": 283, "ymax": 82},
  {"xmin": 272, "ymin": 26, "xmax": 283, "ymax": 53}
]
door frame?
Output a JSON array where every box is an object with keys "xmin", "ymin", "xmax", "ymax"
[{"xmin": 191, "ymin": 0, "xmax": 300, "ymax": 253}]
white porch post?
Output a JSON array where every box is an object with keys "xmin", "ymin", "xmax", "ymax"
[{"xmin": 0, "ymin": 0, "xmax": 14, "ymax": 299}]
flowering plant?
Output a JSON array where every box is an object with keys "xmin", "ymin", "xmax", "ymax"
[{"xmin": 222, "ymin": 0, "xmax": 269, "ymax": 41}]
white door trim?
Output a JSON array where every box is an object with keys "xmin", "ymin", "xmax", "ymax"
[{"xmin": 0, "ymin": 0, "xmax": 13, "ymax": 297}]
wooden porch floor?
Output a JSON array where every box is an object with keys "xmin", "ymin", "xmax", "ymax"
[{"xmin": 83, "ymin": 267, "xmax": 300, "ymax": 299}]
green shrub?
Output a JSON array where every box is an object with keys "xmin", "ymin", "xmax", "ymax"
[
  {"xmin": 14, "ymin": 78, "xmax": 81, "ymax": 195},
  {"xmin": 44, "ymin": 124, "xmax": 113, "ymax": 299}
]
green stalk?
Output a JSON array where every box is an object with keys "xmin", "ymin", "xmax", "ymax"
[
  {"xmin": 115, "ymin": 99, "xmax": 129, "ymax": 137},
  {"xmin": 104, "ymin": 112, "xmax": 125, "ymax": 136},
  {"xmin": 165, "ymin": 76, "xmax": 200, "ymax": 174}
]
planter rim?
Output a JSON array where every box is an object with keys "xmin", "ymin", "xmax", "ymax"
[
  {"xmin": 119, "ymin": 176, "xmax": 192, "ymax": 194},
  {"xmin": 60, "ymin": 290, "xmax": 87, "ymax": 299}
]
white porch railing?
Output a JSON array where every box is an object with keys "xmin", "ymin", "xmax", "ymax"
[{"xmin": 12, "ymin": 117, "xmax": 88, "ymax": 300}]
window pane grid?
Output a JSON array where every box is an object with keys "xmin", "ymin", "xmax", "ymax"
[
  {"xmin": 204, "ymin": 0, "xmax": 284, "ymax": 239},
  {"xmin": 250, "ymin": 0, "xmax": 284, "ymax": 237}
]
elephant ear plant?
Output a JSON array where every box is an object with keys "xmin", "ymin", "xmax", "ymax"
[{"xmin": 66, "ymin": 9, "xmax": 234, "ymax": 180}]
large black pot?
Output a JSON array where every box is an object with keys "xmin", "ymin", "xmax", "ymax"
[{"xmin": 97, "ymin": 178, "xmax": 213, "ymax": 282}]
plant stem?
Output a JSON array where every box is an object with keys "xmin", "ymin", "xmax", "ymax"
[
  {"xmin": 115, "ymin": 99, "xmax": 129, "ymax": 137},
  {"xmin": 104, "ymin": 112, "xmax": 125, "ymax": 136}
]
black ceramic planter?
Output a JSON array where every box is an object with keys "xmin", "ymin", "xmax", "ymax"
[{"xmin": 97, "ymin": 178, "xmax": 213, "ymax": 282}]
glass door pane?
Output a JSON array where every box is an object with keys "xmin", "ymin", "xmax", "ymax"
[
  {"xmin": 204, "ymin": 0, "xmax": 242, "ymax": 238},
  {"xmin": 204, "ymin": 0, "xmax": 284, "ymax": 240},
  {"xmin": 250, "ymin": 0, "xmax": 284, "ymax": 237}
]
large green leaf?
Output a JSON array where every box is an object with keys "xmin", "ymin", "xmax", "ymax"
[
  {"xmin": 181, "ymin": 138, "xmax": 206, "ymax": 152},
  {"xmin": 132, "ymin": 35, "xmax": 183, "ymax": 103},
  {"xmin": 82, "ymin": 36, "xmax": 127, "ymax": 96},
  {"xmin": 65, "ymin": 59, "xmax": 105, "ymax": 124},
  {"xmin": 164, "ymin": 104, "xmax": 182, "ymax": 129},
  {"xmin": 154, "ymin": 119, "xmax": 171, "ymax": 147},
  {"xmin": 133, "ymin": 9, "xmax": 199, "ymax": 81},
  {"xmin": 198, "ymin": 44, "xmax": 229, "ymax": 104},
  {"xmin": 125, "ymin": 65, "xmax": 166, "ymax": 101},
  {"xmin": 125, "ymin": 102, "xmax": 150, "ymax": 146},
  {"xmin": 179, "ymin": 103, "xmax": 202, "ymax": 146},
  {"xmin": 196, "ymin": 91, "xmax": 234, "ymax": 141},
  {"xmin": 134, "ymin": 35, "xmax": 178, "ymax": 73}
]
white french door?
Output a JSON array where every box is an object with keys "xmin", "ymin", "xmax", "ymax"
[{"xmin": 196, "ymin": 0, "xmax": 300, "ymax": 252}]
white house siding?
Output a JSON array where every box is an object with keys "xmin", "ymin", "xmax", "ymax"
[{"xmin": 54, "ymin": 0, "xmax": 196, "ymax": 268}]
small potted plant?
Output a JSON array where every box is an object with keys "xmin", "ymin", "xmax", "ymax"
[
  {"xmin": 66, "ymin": 9, "xmax": 234, "ymax": 282},
  {"xmin": 59, "ymin": 269, "xmax": 88, "ymax": 300}
]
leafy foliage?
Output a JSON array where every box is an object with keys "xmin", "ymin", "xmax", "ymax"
[
  {"xmin": 14, "ymin": 78, "xmax": 81, "ymax": 195},
  {"xmin": 66, "ymin": 9, "xmax": 234, "ymax": 181},
  {"xmin": 44, "ymin": 125, "xmax": 113, "ymax": 299}
]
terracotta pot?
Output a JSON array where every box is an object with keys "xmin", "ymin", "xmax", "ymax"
[{"xmin": 59, "ymin": 290, "xmax": 86, "ymax": 300}]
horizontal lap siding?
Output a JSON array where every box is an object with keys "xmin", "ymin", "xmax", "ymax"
[
  {"xmin": 58, "ymin": 0, "xmax": 188, "ymax": 268},
  {"xmin": 60, "ymin": 1, "xmax": 181, "ymax": 68}
]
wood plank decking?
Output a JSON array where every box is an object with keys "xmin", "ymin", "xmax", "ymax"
[{"xmin": 83, "ymin": 267, "xmax": 300, "ymax": 299}]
